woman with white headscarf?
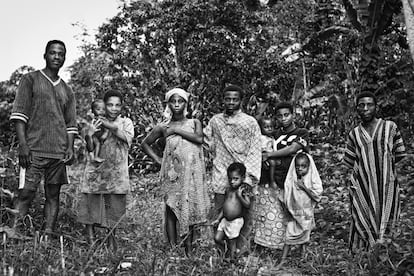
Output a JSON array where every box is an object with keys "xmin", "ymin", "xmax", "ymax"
[{"xmin": 141, "ymin": 88, "xmax": 210, "ymax": 255}]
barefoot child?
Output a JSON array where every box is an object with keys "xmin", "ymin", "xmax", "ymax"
[
  {"xmin": 141, "ymin": 88, "xmax": 210, "ymax": 255},
  {"xmin": 258, "ymin": 117, "xmax": 277, "ymax": 189},
  {"xmin": 89, "ymin": 99, "xmax": 109, "ymax": 163},
  {"xmin": 277, "ymin": 152, "xmax": 323, "ymax": 267},
  {"xmin": 213, "ymin": 162, "xmax": 251, "ymax": 259}
]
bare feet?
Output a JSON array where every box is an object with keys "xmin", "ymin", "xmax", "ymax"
[
  {"xmin": 93, "ymin": 157, "xmax": 105, "ymax": 163},
  {"xmin": 300, "ymin": 244, "xmax": 307, "ymax": 259},
  {"xmin": 275, "ymin": 258, "xmax": 286, "ymax": 270},
  {"xmin": 86, "ymin": 224, "xmax": 95, "ymax": 244},
  {"xmin": 108, "ymin": 234, "xmax": 117, "ymax": 252}
]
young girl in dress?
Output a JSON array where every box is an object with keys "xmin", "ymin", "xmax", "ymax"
[
  {"xmin": 277, "ymin": 152, "xmax": 323, "ymax": 267},
  {"xmin": 141, "ymin": 88, "xmax": 210, "ymax": 255}
]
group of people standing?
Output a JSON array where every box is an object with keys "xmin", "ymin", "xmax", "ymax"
[
  {"xmin": 141, "ymin": 85, "xmax": 325, "ymax": 266},
  {"xmin": 10, "ymin": 40, "xmax": 406, "ymax": 267}
]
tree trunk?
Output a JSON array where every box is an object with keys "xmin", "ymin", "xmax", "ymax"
[{"xmin": 402, "ymin": 0, "xmax": 414, "ymax": 64}]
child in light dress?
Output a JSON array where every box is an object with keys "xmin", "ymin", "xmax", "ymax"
[{"xmin": 277, "ymin": 152, "xmax": 323, "ymax": 267}]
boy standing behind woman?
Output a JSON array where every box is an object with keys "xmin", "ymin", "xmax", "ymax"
[
  {"xmin": 254, "ymin": 102, "xmax": 309, "ymax": 250},
  {"xmin": 256, "ymin": 102, "xmax": 323, "ymax": 267}
]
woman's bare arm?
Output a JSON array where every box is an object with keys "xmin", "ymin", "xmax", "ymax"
[{"xmin": 141, "ymin": 125, "xmax": 164, "ymax": 165}]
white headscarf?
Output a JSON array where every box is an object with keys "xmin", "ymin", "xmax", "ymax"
[{"xmin": 163, "ymin": 88, "xmax": 190, "ymax": 122}]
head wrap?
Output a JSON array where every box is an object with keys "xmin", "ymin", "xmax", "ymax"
[
  {"xmin": 163, "ymin": 88, "xmax": 190, "ymax": 122},
  {"xmin": 165, "ymin": 88, "xmax": 189, "ymax": 102}
]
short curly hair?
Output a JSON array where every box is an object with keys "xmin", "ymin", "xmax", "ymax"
[
  {"xmin": 227, "ymin": 162, "xmax": 246, "ymax": 177},
  {"xmin": 45, "ymin": 40, "xmax": 66, "ymax": 54},
  {"xmin": 223, "ymin": 84, "xmax": 244, "ymax": 99},
  {"xmin": 275, "ymin": 101, "xmax": 293, "ymax": 113},
  {"xmin": 103, "ymin": 90, "xmax": 123, "ymax": 104},
  {"xmin": 355, "ymin": 92, "xmax": 377, "ymax": 105}
]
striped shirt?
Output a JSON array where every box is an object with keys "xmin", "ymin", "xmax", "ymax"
[
  {"xmin": 344, "ymin": 119, "xmax": 405, "ymax": 250},
  {"xmin": 10, "ymin": 70, "xmax": 78, "ymax": 159}
]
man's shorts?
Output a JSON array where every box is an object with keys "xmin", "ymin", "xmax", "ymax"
[
  {"xmin": 19, "ymin": 156, "xmax": 68, "ymax": 191},
  {"xmin": 217, "ymin": 217, "xmax": 244, "ymax": 239}
]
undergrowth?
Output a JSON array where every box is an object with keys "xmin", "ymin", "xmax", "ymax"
[{"xmin": 1, "ymin": 144, "xmax": 414, "ymax": 275}]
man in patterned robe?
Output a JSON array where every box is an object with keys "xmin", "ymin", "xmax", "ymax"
[
  {"xmin": 204, "ymin": 84, "xmax": 262, "ymax": 254},
  {"xmin": 344, "ymin": 92, "xmax": 406, "ymax": 250}
]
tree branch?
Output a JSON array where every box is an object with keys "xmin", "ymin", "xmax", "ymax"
[{"xmin": 342, "ymin": 0, "xmax": 363, "ymax": 32}]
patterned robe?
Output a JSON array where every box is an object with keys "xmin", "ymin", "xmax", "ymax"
[
  {"xmin": 203, "ymin": 110, "xmax": 262, "ymax": 193},
  {"xmin": 204, "ymin": 110, "xmax": 262, "ymax": 252},
  {"xmin": 344, "ymin": 119, "xmax": 405, "ymax": 250}
]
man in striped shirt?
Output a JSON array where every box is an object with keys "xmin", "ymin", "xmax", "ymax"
[
  {"xmin": 344, "ymin": 92, "xmax": 406, "ymax": 251},
  {"xmin": 10, "ymin": 40, "xmax": 78, "ymax": 235}
]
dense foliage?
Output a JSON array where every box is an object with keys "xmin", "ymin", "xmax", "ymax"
[
  {"xmin": 0, "ymin": 0, "xmax": 413, "ymax": 172},
  {"xmin": 68, "ymin": 0, "xmax": 306, "ymax": 173},
  {"xmin": 67, "ymin": 0, "xmax": 414, "ymax": 173},
  {"xmin": 0, "ymin": 66, "xmax": 35, "ymax": 147},
  {"xmin": 1, "ymin": 146, "xmax": 413, "ymax": 275}
]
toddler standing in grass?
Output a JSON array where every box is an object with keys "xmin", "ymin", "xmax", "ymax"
[
  {"xmin": 277, "ymin": 152, "xmax": 323, "ymax": 267},
  {"xmin": 213, "ymin": 162, "xmax": 251, "ymax": 260}
]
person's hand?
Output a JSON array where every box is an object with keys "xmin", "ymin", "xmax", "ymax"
[
  {"xmin": 269, "ymin": 182, "xmax": 278, "ymax": 198},
  {"xmin": 211, "ymin": 218, "xmax": 220, "ymax": 226},
  {"xmin": 164, "ymin": 125, "xmax": 176, "ymax": 137},
  {"xmin": 18, "ymin": 143, "xmax": 31, "ymax": 168},
  {"xmin": 155, "ymin": 156, "xmax": 163, "ymax": 165},
  {"xmin": 262, "ymin": 152, "xmax": 269, "ymax": 162},
  {"xmin": 295, "ymin": 179, "xmax": 306, "ymax": 190},
  {"xmin": 269, "ymin": 181, "xmax": 278, "ymax": 191},
  {"xmin": 237, "ymin": 186, "xmax": 245, "ymax": 198},
  {"xmin": 87, "ymin": 119, "xmax": 102, "ymax": 136},
  {"xmin": 98, "ymin": 116, "xmax": 111, "ymax": 129},
  {"xmin": 63, "ymin": 147, "xmax": 74, "ymax": 165}
]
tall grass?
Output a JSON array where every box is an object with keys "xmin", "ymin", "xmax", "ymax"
[{"xmin": 1, "ymin": 147, "xmax": 414, "ymax": 275}]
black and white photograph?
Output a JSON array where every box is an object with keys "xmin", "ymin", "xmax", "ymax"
[{"xmin": 1, "ymin": 0, "xmax": 414, "ymax": 275}]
